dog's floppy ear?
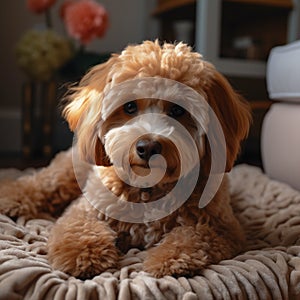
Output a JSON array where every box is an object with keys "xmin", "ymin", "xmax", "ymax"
[
  {"xmin": 202, "ymin": 62, "xmax": 252, "ymax": 173},
  {"xmin": 63, "ymin": 57, "xmax": 117, "ymax": 166}
]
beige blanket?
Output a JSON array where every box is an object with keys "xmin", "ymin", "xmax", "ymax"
[{"xmin": 0, "ymin": 164, "xmax": 300, "ymax": 299}]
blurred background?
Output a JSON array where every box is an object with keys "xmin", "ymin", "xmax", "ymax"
[
  {"xmin": 0, "ymin": 0, "xmax": 158, "ymax": 168},
  {"xmin": 0, "ymin": 0, "xmax": 299, "ymax": 169}
]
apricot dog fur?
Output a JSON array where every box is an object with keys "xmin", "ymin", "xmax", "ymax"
[{"xmin": 0, "ymin": 41, "xmax": 251, "ymax": 279}]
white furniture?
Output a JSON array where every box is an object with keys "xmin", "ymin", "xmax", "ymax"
[{"xmin": 261, "ymin": 41, "xmax": 300, "ymax": 190}]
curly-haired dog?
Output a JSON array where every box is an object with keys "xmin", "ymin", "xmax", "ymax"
[{"xmin": 0, "ymin": 41, "xmax": 251, "ymax": 279}]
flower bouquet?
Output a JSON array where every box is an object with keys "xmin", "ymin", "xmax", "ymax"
[{"xmin": 17, "ymin": 0, "xmax": 109, "ymax": 81}]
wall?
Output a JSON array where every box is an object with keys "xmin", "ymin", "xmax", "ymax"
[{"xmin": 0, "ymin": 0, "xmax": 158, "ymax": 153}]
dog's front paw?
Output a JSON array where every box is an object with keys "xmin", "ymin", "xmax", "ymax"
[
  {"xmin": 48, "ymin": 242, "xmax": 119, "ymax": 279},
  {"xmin": 47, "ymin": 209, "xmax": 120, "ymax": 279},
  {"xmin": 143, "ymin": 257, "xmax": 184, "ymax": 278},
  {"xmin": 143, "ymin": 246, "xmax": 208, "ymax": 278},
  {"xmin": 48, "ymin": 233, "xmax": 120, "ymax": 279}
]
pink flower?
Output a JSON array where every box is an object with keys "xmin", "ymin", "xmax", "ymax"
[
  {"xmin": 26, "ymin": 0, "xmax": 57, "ymax": 14},
  {"xmin": 61, "ymin": 0, "xmax": 109, "ymax": 45}
]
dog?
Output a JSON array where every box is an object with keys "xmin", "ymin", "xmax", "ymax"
[{"xmin": 0, "ymin": 41, "xmax": 251, "ymax": 279}]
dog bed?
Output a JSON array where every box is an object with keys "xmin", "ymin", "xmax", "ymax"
[{"xmin": 0, "ymin": 164, "xmax": 300, "ymax": 300}]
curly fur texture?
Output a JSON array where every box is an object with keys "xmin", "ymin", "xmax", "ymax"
[{"xmin": 0, "ymin": 41, "xmax": 251, "ymax": 279}]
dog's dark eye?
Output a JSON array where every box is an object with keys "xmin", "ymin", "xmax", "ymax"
[
  {"xmin": 168, "ymin": 104, "xmax": 185, "ymax": 118},
  {"xmin": 124, "ymin": 101, "xmax": 138, "ymax": 115}
]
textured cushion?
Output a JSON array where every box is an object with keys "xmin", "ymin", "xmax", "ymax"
[{"xmin": 1, "ymin": 165, "xmax": 300, "ymax": 299}]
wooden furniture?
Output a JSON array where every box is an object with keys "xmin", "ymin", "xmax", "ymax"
[
  {"xmin": 153, "ymin": 0, "xmax": 297, "ymax": 76},
  {"xmin": 22, "ymin": 81, "xmax": 58, "ymax": 159},
  {"xmin": 20, "ymin": 52, "xmax": 111, "ymax": 160},
  {"xmin": 196, "ymin": 0, "xmax": 296, "ymax": 77},
  {"xmin": 21, "ymin": 79, "xmax": 74, "ymax": 160}
]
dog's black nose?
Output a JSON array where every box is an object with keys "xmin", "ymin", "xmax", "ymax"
[{"xmin": 136, "ymin": 139, "xmax": 162, "ymax": 161}]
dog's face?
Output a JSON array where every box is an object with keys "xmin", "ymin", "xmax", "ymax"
[
  {"xmin": 101, "ymin": 96, "xmax": 200, "ymax": 186},
  {"xmin": 64, "ymin": 41, "xmax": 251, "ymax": 188}
]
